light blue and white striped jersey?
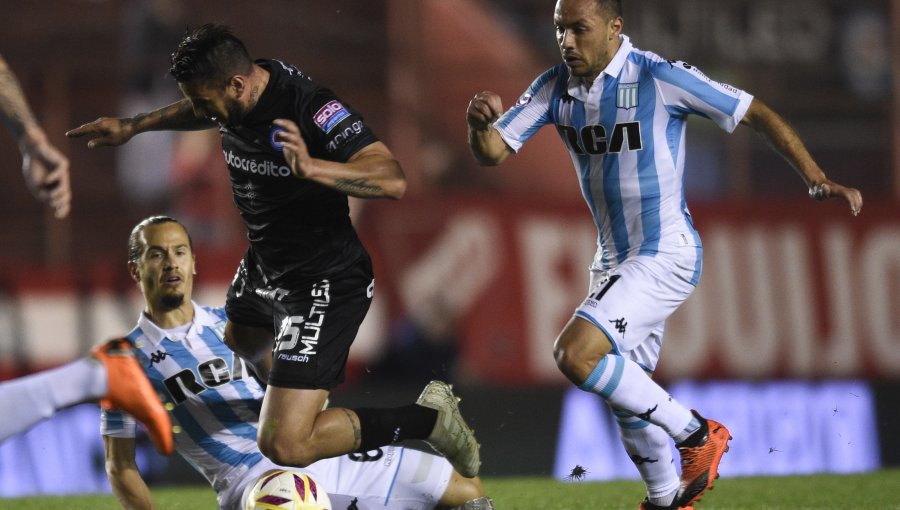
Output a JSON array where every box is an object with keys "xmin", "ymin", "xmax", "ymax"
[
  {"xmin": 102, "ymin": 304, "xmax": 266, "ymax": 504},
  {"xmin": 102, "ymin": 303, "xmax": 455, "ymax": 510},
  {"xmin": 495, "ymin": 35, "xmax": 753, "ymax": 271}
]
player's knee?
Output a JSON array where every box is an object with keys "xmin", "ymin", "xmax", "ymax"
[
  {"xmin": 257, "ymin": 433, "xmax": 317, "ymax": 468},
  {"xmin": 456, "ymin": 476, "xmax": 485, "ymax": 503},
  {"xmin": 553, "ymin": 326, "xmax": 610, "ymax": 385}
]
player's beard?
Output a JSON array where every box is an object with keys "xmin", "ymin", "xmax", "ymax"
[
  {"xmin": 226, "ymin": 100, "xmax": 248, "ymax": 126},
  {"xmin": 161, "ymin": 293, "xmax": 186, "ymax": 310}
]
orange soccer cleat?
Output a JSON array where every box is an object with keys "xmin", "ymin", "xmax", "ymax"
[
  {"xmin": 676, "ymin": 410, "xmax": 732, "ymax": 506},
  {"xmin": 92, "ymin": 338, "xmax": 173, "ymax": 455}
]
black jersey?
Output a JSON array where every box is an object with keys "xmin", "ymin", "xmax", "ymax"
[{"xmin": 219, "ymin": 59, "xmax": 379, "ymax": 282}]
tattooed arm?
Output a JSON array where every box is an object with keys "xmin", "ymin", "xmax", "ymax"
[
  {"xmin": 66, "ymin": 99, "xmax": 215, "ymax": 148},
  {"xmin": 272, "ymin": 118, "xmax": 406, "ymax": 199},
  {"xmin": 0, "ymin": 54, "xmax": 71, "ymax": 218}
]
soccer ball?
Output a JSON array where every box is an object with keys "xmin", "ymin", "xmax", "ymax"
[{"xmin": 245, "ymin": 469, "xmax": 332, "ymax": 510}]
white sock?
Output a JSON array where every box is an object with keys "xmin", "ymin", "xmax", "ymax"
[
  {"xmin": 579, "ymin": 354, "xmax": 696, "ymax": 438},
  {"xmin": 0, "ymin": 358, "xmax": 107, "ymax": 442},
  {"xmin": 614, "ymin": 409, "xmax": 679, "ymax": 506}
]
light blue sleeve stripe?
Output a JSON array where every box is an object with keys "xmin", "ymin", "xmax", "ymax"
[
  {"xmin": 496, "ymin": 66, "xmax": 557, "ymax": 140},
  {"xmin": 649, "ymin": 56, "xmax": 742, "ymax": 117}
]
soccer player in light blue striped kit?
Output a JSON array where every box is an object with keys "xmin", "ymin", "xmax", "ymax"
[
  {"xmin": 103, "ymin": 216, "xmax": 492, "ymax": 510},
  {"xmin": 466, "ymin": 1, "xmax": 863, "ymax": 509}
]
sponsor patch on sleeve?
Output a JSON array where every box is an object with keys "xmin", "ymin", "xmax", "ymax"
[{"xmin": 313, "ymin": 100, "xmax": 351, "ymax": 133}]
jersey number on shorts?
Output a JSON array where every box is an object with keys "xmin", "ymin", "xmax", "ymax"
[
  {"xmin": 348, "ymin": 448, "xmax": 384, "ymax": 462},
  {"xmin": 275, "ymin": 315, "xmax": 306, "ymax": 352},
  {"xmin": 589, "ymin": 274, "xmax": 621, "ymax": 301}
]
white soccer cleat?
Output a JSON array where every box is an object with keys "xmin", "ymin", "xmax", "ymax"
[{"xmin": 416, "ymin": 380, "xmax": 481, "ymax": 478}]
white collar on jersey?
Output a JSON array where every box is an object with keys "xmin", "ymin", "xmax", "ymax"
[
  {"xmin": 136, "ymin": 301, "xmax": 217, "ymax": 346},
  {"xmin": 566, "ymin": 34, "xmax": 633, "ymax": 100}
]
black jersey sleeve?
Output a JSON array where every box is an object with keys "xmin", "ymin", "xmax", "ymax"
[{"xmin": 296, "ymin": 88, "xmax": 380, "ymax": 163}]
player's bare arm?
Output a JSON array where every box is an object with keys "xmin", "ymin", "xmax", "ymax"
[
  {"xmin": 273, "ymin": 118, "xmax": 406, "ymax": 199},
  {"xmin": 467, "ymin": 91, "xmax": 513, "ymax": 166},
  {"xmin": 0, "ymin": 54, "xmax": 72, "ymax": 218},
  {"xmin": 741, "ymin": 98, "xmax": 863, "ymax": 216},
  {"xmin": 66, "ymin": 99, "xmax": 215, "ymax": 148},
  {"xmin": 103, "ymin": 436, "xmax": 156, "ymax": 510}
]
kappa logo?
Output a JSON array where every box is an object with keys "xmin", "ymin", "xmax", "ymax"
[
  {"xmin": 636, "ymin": 404, "xmax": 657, "ymax": 421},
  {"xmin": 630, "ymin": 454, "xmax": 659, "ymax": 465},
  {"xmin": 148, "ymin": 350, "xmax": 170, "ymax": 366},
  {"xmin": 610, "ymin": 317, "xmax": 628, "ymax": 335},
  {"xmin": 314, "ymin": 100, "xmax": 351, "ymax": 133}
]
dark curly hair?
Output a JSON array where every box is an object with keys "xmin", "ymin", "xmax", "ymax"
[{"xmin": 169, "ymin": 23, "xmax": 253, "ymax": 86}]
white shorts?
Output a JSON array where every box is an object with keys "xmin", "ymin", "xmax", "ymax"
[
  {"xmin": 235, "ymin": 445, "xmax": 453, "ymax": 510},
  {"xmin": 575, "ymin": 246, "xmax": 700, "ymax": 372}
]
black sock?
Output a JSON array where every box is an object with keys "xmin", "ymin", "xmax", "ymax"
[{"xmin": 354, "ymin": 405, "xmax": 438, "ymax": 452}]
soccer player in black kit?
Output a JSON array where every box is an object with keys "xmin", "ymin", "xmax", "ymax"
[{"xmin": 68, "ymin": 24, "xmax": 484, "ymax": 493}]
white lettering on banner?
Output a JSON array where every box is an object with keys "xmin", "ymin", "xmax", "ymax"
[
  {"xmin": 511, "ymin": 220, "xmax": 899, "ymax": 380},
  {"xmin": 862, "ymin": 227, "xmax": 900, "ymax": 370},
  {"xmin": 399, "ymin": 212, "xmax": 500, "ymax": 324},
  {"xmin": 518, "ymin": 218, "xmax": 596, "ymax": 381},
  {"xmin": 820, "ymin": 227, "xmax": 860, "ymax": 375},
  {"xmin": 780, "ymin": 227, "xmax": 816, "ymax": 377},
  {"xmin": 662, "ymin": 225, "xmax": 872, "ymax": 379},
  {"xmin": 709, "ymin": 226, "xmax": 780, "ymax": 376}
]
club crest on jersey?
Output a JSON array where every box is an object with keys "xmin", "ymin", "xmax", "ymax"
[
  {"xmin": 269, "ymin": 125, "xmax": 286, "ymax": 151},
  {"xmin": 616, "ymin": 82, "xmax": 639, "ymax": 110},
  {"xmin": 314, "ymin": 100, "xmax": 351, "ymax": 133}
]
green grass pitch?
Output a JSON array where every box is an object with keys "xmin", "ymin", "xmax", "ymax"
[{"xmin": 3, "ymin": 470, "xmax": 899, "ymax": 509}]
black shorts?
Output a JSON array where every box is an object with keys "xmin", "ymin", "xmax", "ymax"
[{"xmin": 225, "ymin": 251, "xmax": 374, "ymax": 390}]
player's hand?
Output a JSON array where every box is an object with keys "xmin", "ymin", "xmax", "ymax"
[
  {"xmin": 66, "ymin": 117, "xmax": 136, "ymax": 148},
  {"xmin": 467, "ymin": 91, "xmax": 504, "ymax": 131},
  {"xmin": 272, "ymin": 118, "xmax": 313, "ymax": 179},
  {"xmin": 20, "ymin": 132, "xmax": 72, "ymax": 219},
  {"xmin": 808, "ymin": 180, "xmax": 863, "ymax": 216}
]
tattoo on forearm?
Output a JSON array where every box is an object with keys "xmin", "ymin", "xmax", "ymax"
[
  {"xmin": 343, "ymin": 409, "xmax": 362, "ymax": 449},
  {"xmin": 0, "ymin": 68, "xmax": 37, "ymax": 139},
  {"xmin": 130, "ymin": 100, "xmax": 212, "ymax": 131},
  {"xmin": 334, "ymin": 178, "xmax": 383, "ymax": 196}
]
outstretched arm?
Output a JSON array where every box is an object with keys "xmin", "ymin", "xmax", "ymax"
[
  {"xmin": 466, "ymin": 91, "xmax": 513, "ymax": 166},
  {"xmin": 0, "ymin": 54, "xmax": 71, "ymax": 218},
  {"xmin": 273, "ymin": 118, "xmax": 407, "ymax": 199},
  {"xmin": 741, "ymin": 98, "xmax": 863, "ymax": 216},
  {"xmin": 104, "ymin": 435, "xmax": 156, "ymax": 510},
  {"xmin": 66, "ymin": 99, "xmax": 215, "ymax": 148}
]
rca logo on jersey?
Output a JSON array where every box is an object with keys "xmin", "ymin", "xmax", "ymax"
[
  {"xmin": 560, "ymin": 121, "xmax": 643, "ymax": 156},
  {"xmin": 314, "ymin": 100, "xmax": 351, "ymax": 133},
  {"xmin": 163, "ymin": 354, "xmax": 245, "ymax": 404}
]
